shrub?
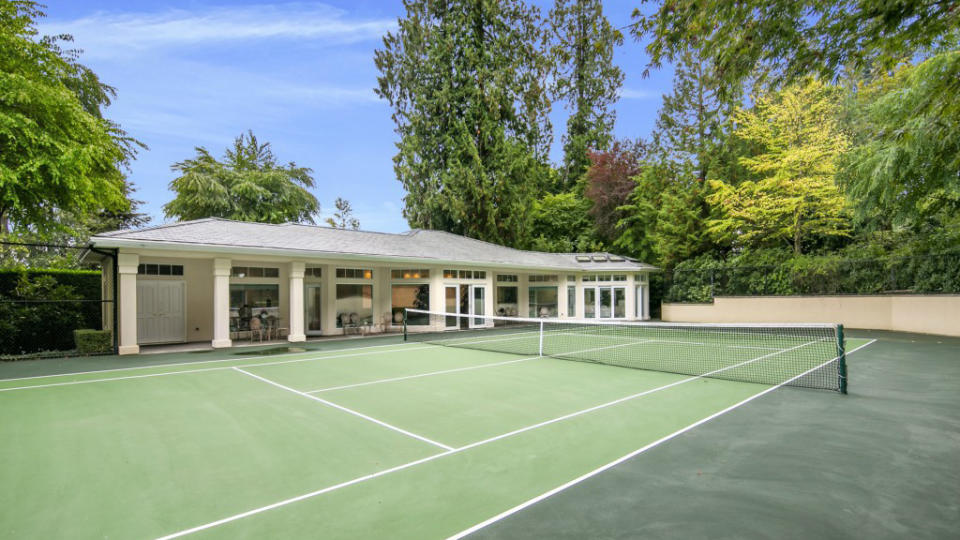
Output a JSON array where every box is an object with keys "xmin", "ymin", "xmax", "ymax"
[
  {"xmin": 0, "ymin": 271, "xmax": 102, "ymax": 355},
  {"xmin": 74, "ymin": 329, "xmax": 113, "ymax": 354}
]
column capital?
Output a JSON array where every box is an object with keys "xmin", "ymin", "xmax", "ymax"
[
  {"xmin": 289, "ymin": 261, "xmax": 305, "ymax": 279},
  {"xmin": 117, "ymin": 253, "xmax": 139, "ymax": 275},
  {"xmin": 213, "ymin": 258, "xmax": 232, "ymax": 277}
]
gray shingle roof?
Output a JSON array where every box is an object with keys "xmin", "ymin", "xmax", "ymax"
[{"xmin": 91, "ymin": 218, "xmax": 656, "ymax": 272}]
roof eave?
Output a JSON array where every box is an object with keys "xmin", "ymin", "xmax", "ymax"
[{"xmin": 90, "ymin": 237, "xmax": 654, "ymax": 273}]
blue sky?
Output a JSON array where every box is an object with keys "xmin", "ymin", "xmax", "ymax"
[{"xmin": 40, "ymin": 0, "xmax": 673, "ymax": 233}]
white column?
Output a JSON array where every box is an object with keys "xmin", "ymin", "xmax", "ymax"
[
  {"xmin": 117, "ymin": 253, "xmax": 139, "ymax": 355},
  {"xmin": 288, "ymin": 262, "xmax": 306, "ymax": 342},
  {"xmin": 212, "ymin": 258, "xmax": 232, "ymax": 348},
  {"xmin": 559, "ymin": 275, "xmax": 569, "ymax": 317},
  {"xmin": 518, "ymin": 275, "xmax": 530, "ymax": 318},
  {"xmin": 626, "ymin": 274, "xmax": 637, "ymax": 321},
  {"xmin": 643, "ymin": 273, "xmax": 652, "ymax": 320},
  {"xmin": 321, "ymin": 264, "xmax": 337, "ymax": 335}
]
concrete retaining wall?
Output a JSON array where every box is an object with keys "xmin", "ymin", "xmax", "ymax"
[{"xmin": 661, "ymin": 295, "xmax": 960, "ymax": 337}]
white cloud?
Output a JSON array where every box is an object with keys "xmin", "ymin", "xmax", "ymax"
[
  {"xmin": 620, "ymin": 88, "xmax": 658, "ymax": 100},
  {"xmin": 42, "ymin": 3, "xmax": 396, "ymax": 58}
]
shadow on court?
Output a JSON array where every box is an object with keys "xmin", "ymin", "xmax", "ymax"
[{"xmin": 469, "ymin": 330, "xmax": 960, "ymax": 540}]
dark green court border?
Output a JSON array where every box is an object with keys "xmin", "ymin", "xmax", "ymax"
[
  {"xmin": 0, "ymin": 335, "xmax": 405, "ymax": 381},
  {"xmin": 469, "ymin": 330, "xmax": 960, "ymax": 540}
]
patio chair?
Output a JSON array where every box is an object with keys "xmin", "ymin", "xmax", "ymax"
[{"xmin": 249, "ymin": 317, "xmax": 266, "ymax": 342}]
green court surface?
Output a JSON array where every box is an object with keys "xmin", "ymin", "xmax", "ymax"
[{"xmin": 0, "ymin": 331, "xmax": 954, "ymax": 539}]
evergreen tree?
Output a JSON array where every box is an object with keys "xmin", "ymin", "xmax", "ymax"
[
  {"xmin": 375, "ymin": 0, "xmax": 552, "ymax": 246},
  {"xmin": 325, "ymin": 198, "xmax": 361, "ymax": 230},
  {"xmin": 164, "ymin": 131, "xmax": 319, "ymax": 224},
  {"xmin": 549, "ymin": 0, "xmax": 624, "ymax": 188}
]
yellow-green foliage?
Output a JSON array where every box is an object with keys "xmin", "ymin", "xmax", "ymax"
[{"xmin": 707, "ymin": 79, "xmax": 850, "ymax": 254}]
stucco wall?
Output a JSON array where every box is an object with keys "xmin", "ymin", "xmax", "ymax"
[{"xmin": 662, "ymin": 295, "xmax": 960, "ymax": 337}]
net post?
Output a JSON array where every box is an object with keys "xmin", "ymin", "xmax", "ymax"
[
  {"xmin": 836, "ymin": 324, "xmax": 847, "ymax": 394},
  {"xmin": 538, "ymin": 320, "xmax": 544, "ymax": 357},
  {"xmin": 402, "ymin": 309, "xmax": 408, "ymax": 342}
]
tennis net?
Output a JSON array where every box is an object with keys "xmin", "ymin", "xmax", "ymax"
[{"xmin": 403, "ymin": 309, "xmax": 847, "ymax": 393}]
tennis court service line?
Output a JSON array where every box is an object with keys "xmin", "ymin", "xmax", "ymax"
[
  {"xmin": 308, "ymin": 337, "xmax": 659, "ymax": 393},
  {"xmin": 155, "ymin": 338, "xmax": 820, "ymax": 539},
  {"xmin": 231, "ymin": 367, "xmax": 454, "ymax": 451},
  {"xmin": 0, "ymin": 345, "xmax": 436, "ymax": 393},
  {"xmin": 447, "ymin": 338, "xmax": 878, "ymax": 539},
  {"xmin": 305, "ymin": 355, "xmax": 542, "ymax": 393}
]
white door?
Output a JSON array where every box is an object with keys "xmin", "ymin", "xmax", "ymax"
[
  {"xmin": 137, "ymin": 280, "xmax": 186, "ymax": 344},
  {"xmin": 469, "ymin": 285, "xmax": 486, "ymax": 328},
  {"xmin": 445, "ymin": 285, "xmax": 459, "ymax": 328},
  {"xmin": 304, "ymin": 284, "xmax": 322, "ymax": 335}
]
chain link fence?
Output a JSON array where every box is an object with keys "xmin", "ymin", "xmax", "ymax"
[{"xmin": 0, "ymin": 242, "xmax": 115, "ymax": 358}]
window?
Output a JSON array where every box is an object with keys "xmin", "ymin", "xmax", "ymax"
[
  {"xmin": 391, "ymin": 269, "xmax": 430, "ymax": 279},
  {"xmin": 231, "ymin": 266, "xmax": 278, "ymax": 278},
  {"xmin": 392, "ymin": 284, "xmax": 430, "ymax": 325},
  {"xmin": 304, "ymin": 267, "xmax": 322, "ymax": 278},
  {"xmin": 138, "ymin": 263, "xmax": 184, "ymax": 276},
  {"xmin": 335, "ymin": 284, "xmax": 373, "ymax": 327},
  {"xmin": 566, "ymin": 275, "xmax": 576, "ymax": 282},
  {"xmin": 230, "ymin": 284, "xmax": 280, "ymax": 331},
  {"xmin": 496, "ymin": 285, "xmax": 518, "ymax": 317},
  {"xmin": 336, "ymin": 268, "xmax": 373, "ymax": 279},
  {"xmin": 443, "ymin": 269, "xmax": 485, "ymax": 279},
  {"xmin": 528, "ymin": 275, "xmax": 558, "ymax": 282},
  {"xmin": 529, "ymin": 287, "xmax": 558, "ymax": 318},
  {"xmin": 582, "ymin": 274, "xmax": 626, "ymax": 282},
  {"xmin": 497, "ymin": 274, "xmax": 518, "ymax": 282},
  {"xmin": 567, "ymin": 285, "xmax": 575, "ymax": 317}
]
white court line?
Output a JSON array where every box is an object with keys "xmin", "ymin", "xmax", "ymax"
[
  {"xmin": 155, "ymin": 337, "xmax": 826, "ymax": 540},
  {"xmin": 232, "ymin": 367, "xmax": 454, "ymax": 451},
  {"xmin": 0, "ymin": 346, "xmax": 436, "ymax": 393},
  {"xmin": 306, "ymin": 356, "xmax": 541, "ymax": 393},
  {"xmin": 447, "ymin": 338, "xmax": 878, "ymax": 539},
  {"xmin": 0, "ymin": 339, "xmax": 420, "ymax": 384},
  {"xmin": 307, "ymin": 338, "xmax": 658, "ymax": 394}
]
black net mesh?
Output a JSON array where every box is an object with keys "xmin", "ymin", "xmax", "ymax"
[{"xmin": 404, "ymin": 309, "xmax": 845, "ymax": 392}]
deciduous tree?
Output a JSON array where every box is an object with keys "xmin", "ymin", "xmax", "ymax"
[
  {"xmin": 707, "ymin": 79, "xmax": 851, "ymax": 254},
  {"xmin": 0, "ymin": 0, "xmax": 141, "ymax": 238}
]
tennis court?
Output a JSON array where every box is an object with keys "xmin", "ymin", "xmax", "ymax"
[{"xmin": 0, "ymin": 313, "xmax": 899, "ymax": 539}]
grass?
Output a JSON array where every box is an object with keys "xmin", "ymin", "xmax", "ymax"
[{"xmin": 2, "ymin": 331, "xmax": 948, "ymax": 540}]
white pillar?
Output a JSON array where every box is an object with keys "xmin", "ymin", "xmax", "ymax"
[
  {"xmin": 519, "ymin": 275, "xmax": 530, "ymax": 318},
  {"xmin": 321, "ymin": 264, "xmax": 337, "ymax": 336},
  {"xmin": 575, "ymin": 276, "xmax": 585, "ymax": 319},
  {"xmin": 626, "ymin": 274, "xmax": 637, "ymax": 321},
  {"xmin": 288, "ymin": 262, "xmax": 306, "ymax": 342},
  {"xmin": 212, "ymin": 258, "xmax": 232, "ymax": 348},
  {"xmin": 559, "ymin": 275, "xmax": 569, "ymax": 318},
  {"xmin": 643, "ymin": 273, "xmax": 652, "ymax": 320},
  {"xmin": 117, "ymin": 253, "xmax": 139, "ymax": 355}
]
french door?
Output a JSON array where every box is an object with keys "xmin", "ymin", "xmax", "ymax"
[
  {"xmin": 445, "ymin": 284, "xmax": 486, "ymax": 328},
  {"xmin": 304, "ymin": 284, "xmax": 322, "ymax": 335},
  {"xmin": 583, "ymin": 286, "xmax": 627, "ymax": 319}
]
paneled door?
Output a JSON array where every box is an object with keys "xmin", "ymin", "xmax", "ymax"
[{"xmin": 136, "ymin": 280, "xmax": 186, "ymax": 344}]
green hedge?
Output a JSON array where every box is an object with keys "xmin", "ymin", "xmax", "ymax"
[
  {"xmin": 0, "ymin": 270, "xmax": 106, "ymax": 356},
  {"xmin": 665, "ymin": 250, "xmax": 960, "ymax": 303},
  {"xmin": 74, "ymin": 329, "xmax": 112, "ymax": 354}
]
